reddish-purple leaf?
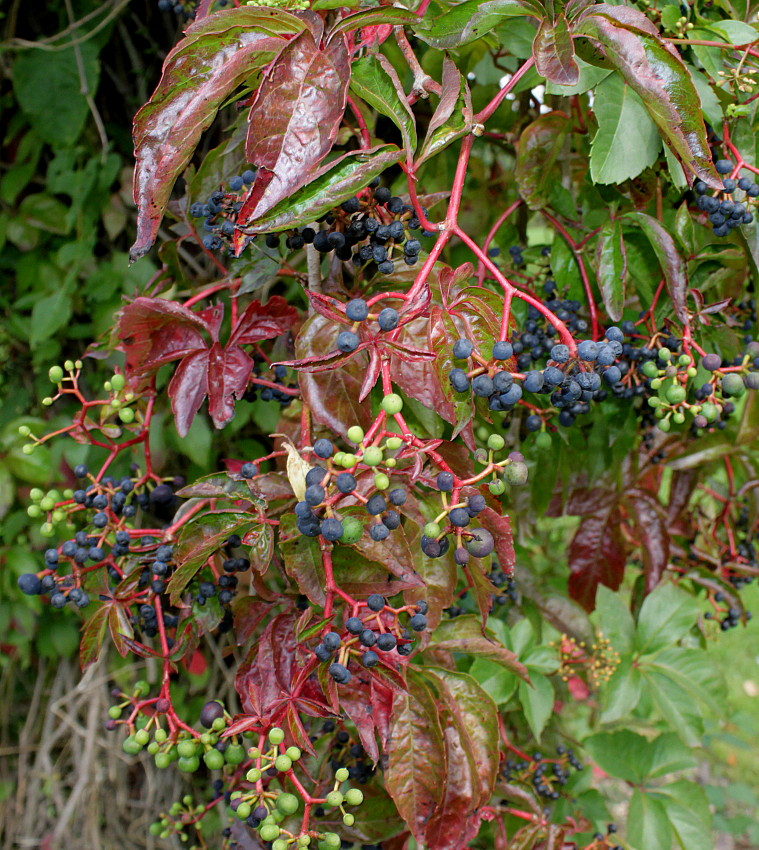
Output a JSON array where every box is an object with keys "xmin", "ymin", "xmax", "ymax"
[
  {"xmin": 328, "ymin": 6, "xmax": 420, "ymax": 40},
  {"xmin": 130, "ymin": 14, "xmax": 293, "ymax": 260},
  {"xmin": 239, "ymin": 30, "xmax": 350, "ymax": 224},
  {"xmin": 533, "ymin": 14, "xmax": 579, "ymax": 85},
  {"xmin": 118, "ymin": 296, "xmax": 215, "ymax": 377},
  {"xmin": 478, "ymin": 507, "xmax": 516, "ymax": 575},
  {"xmin": 423, "ymin": 668, "xmax": 499, "ymax": 846},
  {"xmin": 108, "ymin": 604, "xmax": 134, "ymax": 658},
  {"xmin": 568, "ymin": 506, "xmax": 627, "ymax": 611},
  {"xmin": 80, "ymin": 605, "xmax": 109, "ymax": 669},
  {"xmin": 229, "ymin": 295, "xmax": 299, "ymax": 345},
  {"xmin": 359, "ymin": 345, "xmax": 383, "ymax": 402},
  {"xmin": 206, "ymin": 342, "xmax": 254, "ymax": 429},
  {"xmin": 169, "ymin": 349, "xmax": 210, "ymax": 438},
  {"xmin": 385, "ymin": 670, "xmax": 447, "ymax": 845},
  {"xmin": 294, "ymin": 312, "xmax": 374, "ymax": 440},
  {"xmin": 625, "ymin": 489, "xmax": 670, "ymax": 593},
  {"xmin": 305, "ymin": 291, "xmax": 350, "ymax": 325}
]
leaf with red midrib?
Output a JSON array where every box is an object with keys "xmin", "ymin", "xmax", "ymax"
[
  {"xmin": 568, "ymin": 505, "xmax": 627, "ymax": 612},
  {"xmin": 238, "ymin": 30, "xmax": 350, "ymax": 225}
]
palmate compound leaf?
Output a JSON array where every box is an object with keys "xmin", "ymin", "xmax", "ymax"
[
  {"xmin": 130, "ymin": 8, "xmax": 307, "ymax": 261},
  {"xmin": 575, "ymin": 4, "xmax": 721, "ymax": 188}
]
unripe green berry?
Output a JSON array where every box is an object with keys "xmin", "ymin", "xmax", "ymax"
[
  {"xmin": 340, "ymin": 453, "xmax": 358, "ymax": 469},
  {"xmin": 212, "ymin": 716, "xmax": 226, "ymax": 732},
  {"xmin": 374, "ymin": 472, "xmax": 390, "ymax": 490},
  {"xmin": 362, "ymin": 446, "xmax": 383, "ymax": 466},
  {"xmin": 123, "ymin": 735, "xmax": 142, "ymax": 755},
  {"xmin": 658, "ymin": 348, "xmax": 672, "ymax": 361},
  {"xmin": 154, "ymin": 728, "xmax": 167, "ymax": 743},
  {"xmin": 22, "ymin": 444, "xmax": 36, "ymax": 455},
  {"xmin": 274, "ymin": 754, "xmax": 292, "ymax": 772},
  {"xmin": 650, "ymin": 378, "xmax": 662, "ymax": 390},
  {"xmin": 268, "ymin": 727, "xmax": 285, "ymax": 745},
  {"xmin": 386, "ymin": 436, "xmax": 402, "ymax": 450},
  {"xmin": 204, "ymin": 749, "xmax": 225, "ymax": 770},
  {"xmin": 381, "ymin": 393, "xmax": 403, "ymax": 414},
  {"xmin": 246, "ymin": 767, "xmax": 262, "ymax": 782},
  {"xmin": 236, "ymin": 802, "xmax": 252, "ymax": 819},
  {"xmin": 488, "ymin": 479, "xmax": 506, "ymax": 496},
  {"xmin": 665, "ymin": 385, "xmax": 686, "ymax": 404},
  {"xmin": 147, "ymin": 742, "xmax": 160, "ymax": 755},
  {"xmin": 641, "ymin": 361, "xmax": 659, "ymax": 378},
  {"xmin": 344, "ymin": 788, "xmax": 364, "ymax": 806},
  {"xmin": 155, "ymin": 752, "xmax": 172, "ymax": 769},
  {"xmin": 225, "ymin": 743, "xmax": 246, "ymax": 765},
  {"xmin": 321, "ymin": 833, "xmax": 341, "ymax": 849},
  {"xmin": 325, "ymin": 790, "xmax": 343, "ymax": 807},
  {"xmin": 42, "ymin": 397, "xmax": 54, "ymax": 407},
  {"xmin": 273, "ymin": 840, "xmax": 288, "ymax": 850},
  {"xmin": 347, "ymin": 426, "xmax": 364, "ymax": 444},
  {"xmin": 135, "ymin": 729, "xmax": 150, "ymax": 746},
  {"xmin": 178, "ymin": 755, "xmax": 200, "ymax": 773},
  {"xmin": 487, "ymin": 434, "xmax": 505, "ymax": 451},
  {"xmin": 108, "ymin": 706, "xmax": 122, "ymax": 719},
  {"xmin": 285, "ymin": 746, "xmax": 301, "ymax": 761},
  {"xmin": 177, "ymin": 740, "xmax": 198, "ymax": 758},
  {"xmin": 111, "ymin": 374, "xmax": 126, "ymax": 391},
  {"xmin": 18, "ymin": 425, "xmax": 32, "ymax": 437},
  {"xmin": 340, "ymin": 517, "xmax": 363, "ymax": 544},
  {"xmin": 335, "ymin": 767, "xmax": 349, "ymax": 782},
  {"xmin": 119, "ymin": 408, "xmax": 135, "ymax": 424},
  {"xmin": 49, "ymin": 366, "xmax": 64, "ymax": 383},
  {"xmin": 276, "ymin": 792, "xmax": 300, "ymax": 814},
  {"xmin": 424, "ymin": 521, "xmax": 441, "ymax": 538},
  {"xmin": 343, "ymin": 813, "xmax": 355, "ymax": 826},
  {"xmin": 259, "ymin": 824, "xmax": 280, "ymax": 842}
]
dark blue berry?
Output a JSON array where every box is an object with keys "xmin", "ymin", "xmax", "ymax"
[
  {"xmin": 453, "ymin": 339, "xmax": 474, "ymax": 359},
  {"xmin": 240, "ymin": 462, "xmax": 257, "ymax": 478},
  {"xmin": 377, "ymin": 308, "xmax": 399, "ymax": 331},
  {"xmin": 345, "ymin": 299, "xmax": 368, "ymax": 321},
  {"xmin": 337, "ymin": 331, "xmax": 360, "ymax": 353}
]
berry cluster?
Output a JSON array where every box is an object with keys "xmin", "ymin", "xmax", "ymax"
[
  {"xmin": 695, "ymin": 158, "xmax": 757, "ymax": 238},
  {"xmin": 502, "ymin": 746, "xmax": 585, "ymax": 801},
  {"xmin": 313, "ymin": 595, "xmax": 428, "ymax": 683}
]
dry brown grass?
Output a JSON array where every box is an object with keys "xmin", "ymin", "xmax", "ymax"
[{"xmin": 0, "ymin": 654, "xmax": 185, "ymax": 850}]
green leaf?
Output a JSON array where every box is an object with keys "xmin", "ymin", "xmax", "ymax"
[
  {"xmin": 654, "ymin": 781, "xmax": 713, "ymax": 850},
  {"xmin": 624, "ymin": 211, "xmax": 689, "ymax": 323},
  {"xmin": 641, "ymin": 647, "xmax": 721, "ymax": 715},
  {"xmin": 29, "ymin": 288, "xmax": 73, "ymax": 348},
  {"xmin": 13, "ymin": 42, "xmax": 101, "ymax": 148},
  {"xmin": 628, "ymin": 789, "xmax": 673, "ymax": 850},
  {"xmin": 635, "ymin": 582, "xmax": 700, "ymax": 656},
  {"xmin": 600, "ymin": 658, "xmax": 642, "ymax": 723},
  {"xmin": 241, "ymin": 144, "xmax": 403, "ymax": 233},
  {"xmin": 350, "ymin": 55, "xmax": 416, "ymax": 153},
  {"xmin": 594, "ymin": 220, "xmax": 627, "ymax": 321},
  {"xmin": 168, "ymin": 510, "xmax": 259, "ymax": 604},
  {"xmin": 590, "ymin": 73, "xmax": 661, "ymax": 184},
  {"xmin": 576, "ymin": 5, "xmax": 721, "ymax": 188},
  {"xmin": 426, "ymin": 615, "xmax": 531, "ymax": 682},
  {"xmin": 420, "ymin": 0, "xmax": 537, "ymax": 49},
  {"xmin": 645, "ymin": 669, "xmax": 704, "ymax": 746},
  {"xmin": 518, "ymin": 673, "xmax": 554, "ymax": 741},
  {"xmin": 468, "ymin": 658, "xmax": 519, "ymax": 704},
  {"xmin": 595, "ymin": 584, "xmax": 635, "ymax": 653},
  {"xmin": 515, "ymin": 111, "xmax": 570, "ymax": 210},
  {"xmin": 584, "ymin": 730, "xmax": 693, "ymax": 784}
]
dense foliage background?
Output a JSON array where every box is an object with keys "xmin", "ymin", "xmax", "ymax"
[{"xmin": 5, "ymin": 0, "xmax": 759, "ymax": 848}]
